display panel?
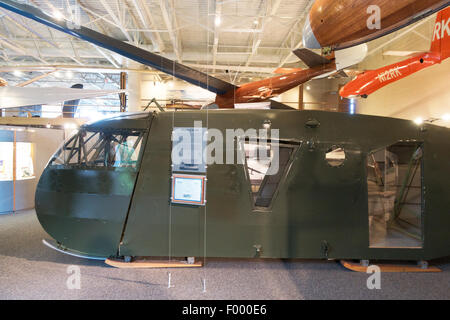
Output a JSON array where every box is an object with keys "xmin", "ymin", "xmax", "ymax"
[
  {"xmin": 171, "ymin": 174, "xmax": 206, "ymax": 205},
  {"xmin": 0, "ymin": 142, "xmax": 13, "ymax": 181},
  {"xmin": 16, "ymin": 142, "xmax": 35, "ymax": 180}
]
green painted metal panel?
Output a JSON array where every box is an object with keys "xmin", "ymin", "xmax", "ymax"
[{"xmin": 35, "ymin": 110, "xmax": 450, "ymax": 261}]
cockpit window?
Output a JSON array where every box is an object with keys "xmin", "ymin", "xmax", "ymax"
[{"xmin": 50, "ymin": 129, "xmax": 145, "ymax": 168}]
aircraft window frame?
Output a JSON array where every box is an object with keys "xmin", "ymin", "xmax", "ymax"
[
  {"xmin": 241, "ymin": 138, "xmax": 300, "ymax": 212},
  {"xmin": 49, "ymin": 128, "xmax": 147, "ymax": 170},
  {"xmin": 325, "ymin": 145, "xmax": 346, "ymax": 168},
  {"xmin": 366, "ymin": 141, "xmax": 424, "ymax": 249}
]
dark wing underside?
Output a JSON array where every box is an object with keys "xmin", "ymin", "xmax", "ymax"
[
  {"xmin": 0, "ymin": 0, "xmax": 237, "ymax": 95},
  {"xmin": 293, "ymin": 48, "xmax": 332, "ymax": 68}
]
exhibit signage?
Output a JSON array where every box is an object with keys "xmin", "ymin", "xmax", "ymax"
[{"xmin": 171, "ymin": 174, "xmax": 206, "ymax": 206}]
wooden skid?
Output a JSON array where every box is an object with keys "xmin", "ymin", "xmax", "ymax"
[
  {"xmin": 341, "ymin": 260, "xmax": 441, "ymax": 273},
  {"xmin": 105, "ymin": 258, "xmax": 203, "ymax": 269}
]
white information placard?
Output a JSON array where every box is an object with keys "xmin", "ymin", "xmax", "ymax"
[{"xmin": 171, "ymin": 174, "xmax": 206, "ymax": 205}]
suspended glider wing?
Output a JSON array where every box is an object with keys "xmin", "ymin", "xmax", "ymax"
[
  {"xmin": 0, "ymin": 0, "xmax": 238, "ymax": 95},
  {"xmin": 0, "ymin": 86, "xmax": 124, "ymax": 109}
]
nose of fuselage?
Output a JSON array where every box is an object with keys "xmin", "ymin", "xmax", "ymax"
[{"xmin": 302, "ymin": 15, "xmax": 321, "ymax": 49}]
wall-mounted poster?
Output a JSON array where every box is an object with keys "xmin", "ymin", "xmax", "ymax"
[
  {"xmin": 16, "ymin": 142, "xmax": 35, "ymax": 180},
  {"xmin": 0, "ymin": 142, "xmax": 13, "ymax": 181},
  {"xmin": 171, "ymin": 174, "xmax": 206, "ymax": 206}
]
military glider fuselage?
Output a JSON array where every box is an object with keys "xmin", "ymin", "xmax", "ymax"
[{"xmin": 34, "ymin": 110, "xmax": 450, "ymax": 262}]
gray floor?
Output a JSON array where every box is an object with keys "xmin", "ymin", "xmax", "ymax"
[{"xmin": 1, "ymin": 210, "xmax": 449, "ymax": 300}]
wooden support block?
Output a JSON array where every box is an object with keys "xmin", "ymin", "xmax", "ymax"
[
  {"xmin": 340, "ymin": 260, "xmax": 441, "ymax": 273},
  {"xmin": 105, "ymin": 258, "xmax": 203, "ymax": 269}
]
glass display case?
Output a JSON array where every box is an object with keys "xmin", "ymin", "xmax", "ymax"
[
  {"xmin": 16, "ymin": 142, "xmax": 35, "ymax": 180},
  {"xmin": 0, "ymin": 131, "xmax": 38, "ymax": 214},
  {"xmin": 0, "ymin": 142, "xmax": 13, "ymax": 181}
]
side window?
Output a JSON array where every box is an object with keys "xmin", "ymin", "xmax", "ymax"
[
  {"xmin": 244, "ymin": 140, "xmax": 296, "ymax": 209},
  {"xmin": 367, "ymin": 142, "xmax": 423, "ymax": 248},
  {"xmin": 50, "ymin": 129, "xmax": 145, "ymax": 168},
  {"xmin": 326, "ymin": 146, "xmax": 346, "ymax": 167}
]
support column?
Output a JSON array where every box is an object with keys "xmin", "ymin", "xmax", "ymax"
[
  {"xmin": 298, "ymin": 84, "xmax": 304, "ymax": 110},
  {"xmin": 127, "ymin": 71, "xmax": 142, "ymax": 112},
  {"xmin": 338, "ymin": 84, "xmax": 350, "ymax": 113},
  {"xmin": 119, "ymin": 72, "xmax": 127, "ymax": 113}
]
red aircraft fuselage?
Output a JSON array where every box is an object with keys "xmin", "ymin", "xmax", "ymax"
[
  {"xmin": 215, "ymin": 63, "xmax": 336, "ymax": 109},
  {"xmin": 340, "ymin": 7, "xmax": 450, "ymax": 98}
]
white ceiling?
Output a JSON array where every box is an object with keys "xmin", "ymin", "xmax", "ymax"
[
  {"xmin": 0, "ymin": 0, "xmax": 314, "ymax": 82},
  {"xmin": 0, "ymin": 0, "xmax": 439, "ymax": 87}
]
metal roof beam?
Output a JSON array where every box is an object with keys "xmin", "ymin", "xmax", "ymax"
[
  {"xmin": 129, "ymin": 0, "xmax": 165, "ymax": 52},
  {"xmin": 212, "ymin": 2, "xmax": 222, "ymax": 71},
  {"xmin": 0, "ymin": 32, "xmax": 50, "ymax": 65},
  {"xmin": 98, "ymin": 0, "xmax": 133, "ymax": 42},
  {"xmin": 245, "ymin": 0, "xmax": 282, "ymax": 67},
  {"xmin": 79, "ymin": 5, "xmax": 122, "ymax": 68},
  {"xmin": 276, "ymin": 0, "xmax": 315, "ymax": 69},
  {"xmin": 159, "ymin": 0, "xmax": 182, "ymax": 62}
]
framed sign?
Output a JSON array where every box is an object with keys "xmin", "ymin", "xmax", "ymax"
[{"xmin": 171, "ymin": 174, "xmax": 206, "ymax": 206}]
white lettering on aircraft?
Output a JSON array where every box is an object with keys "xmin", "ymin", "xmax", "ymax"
[
  {"xmin": 433, "ymin": 17, "xmax": 450, "ymax": 41},
  {"xmin": 376, "ymin": 67, "xmax": 402, "ymax": 83}
]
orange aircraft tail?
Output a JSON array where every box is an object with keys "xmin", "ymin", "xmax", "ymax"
[{"xmin": 430, "ymin": 7, "xmax": 450, "ymax": 60}]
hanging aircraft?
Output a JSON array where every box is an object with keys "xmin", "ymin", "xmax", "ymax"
[
  {"xmin": 340, "ymin": 7, "xmax": 450, "ymax": 99},
  {"xmin": 303, "ymin": 0, "xmax": 450, "ymax": 50},
  {"xmin": 0, "ymin": 75, "xmax": 124, "ymax": 116},
  {"xmin": 0, "ymin": 0, "xmax": 367, "ymax": 110}
]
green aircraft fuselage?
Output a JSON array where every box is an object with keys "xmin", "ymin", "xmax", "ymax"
[{"xmin": 35, "ymin": 110, "xmax": 450, "ymax": 261}]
